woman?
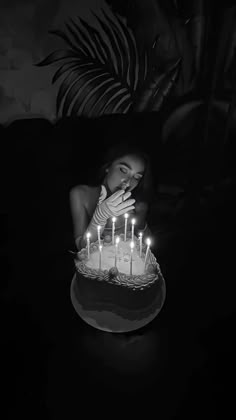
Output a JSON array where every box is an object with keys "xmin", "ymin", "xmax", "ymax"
[{"xmin": 70, "ymin": 141, "xmax": 155, "ymax": 250}]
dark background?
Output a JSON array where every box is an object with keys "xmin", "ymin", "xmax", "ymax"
[
  {"xmin": 2, "ymin": 110, "xmax": 236, "ymax": 419},
  {"xmin": 1, "ymin": 1, "xmax": 236, "ymax": 419}
]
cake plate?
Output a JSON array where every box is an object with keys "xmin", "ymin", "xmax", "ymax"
[{"xmin": 70, "ymin": 274, "xmax": 166, "ymax": 333}]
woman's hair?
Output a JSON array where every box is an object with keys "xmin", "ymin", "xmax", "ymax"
[{"xmin": 94, "ymin": 140, "xmax": 156, "ymax": 205}]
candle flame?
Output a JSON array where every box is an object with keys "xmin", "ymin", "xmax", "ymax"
[
  {"xmin": 146, "ymin": 238, "xmax": 151, "ymax": 246},
  {"xmin": 86, "ymin": 232, "xmax": 91, "ymax": 238},
  {"xmin": 115, "ymin": 237, "xmax": 120, "ymax": 244},
  {"xmin": 97, "ymin": 225, "xmax": 101, "ymax": 231},
  {"xmin": 130, "ymin": 241, "xmax": 135, "ymax": 249},
  {"xmin": 124, "ymin": 213, "xmax": 129, "ymax": 219},
  {"xmin": 112, "ymin": 217, "xmax": 116, "ymax": 223},
  {"xmin": 131, "ymin": 218, "xmax": 135, "ymax": 225},
  {"xmin": 99, "ymin": 245, "xmax": 102, "ymax": 251},
  {"xmin": 139, "ymin": 232, "xmax": 143, "ymax": 237}
]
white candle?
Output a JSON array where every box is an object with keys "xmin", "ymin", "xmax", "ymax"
[
  {"xmin": 144, "ymin": 238, "xmax": 151, "ymax": 269},
  {"xmin": 131, "ymin": 218, "xmax": 135, "ymax": 242},
  {"xmin": 97, "ymin": 225, "xmax": 101, "ymax": 246},
  {"xmin": 130, "ymin": 241, "xmax": 134, "ymax": 275},
  {"xmin": 112, "ymin": 217, "xmax": 116, "ymax": 245},
  {"xmin": 99, "ymin": 244, "xmax": 102, "ymax": 270},
  {"xmin": 124, "ymin": 213, "xmax": 129, "ymax": 241},
  {"xmin": 86, "ymin": 232, "xmax": 91, "ymax": 259},
  {"xmin": 139, "ymin": 232, "xmax": 143, "ymax": 257},
  {"xmin": 115, "ymin": 236, "xmax": 120, "ymax": 267}
]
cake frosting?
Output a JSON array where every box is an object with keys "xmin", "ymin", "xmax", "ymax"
[
  {"xmin": 74, "ymin": 234, "xmax": 166, "ymax": 321},
  {"xmin": 86, "ymin": 237, "xmax": 145, "ymax": 275}
]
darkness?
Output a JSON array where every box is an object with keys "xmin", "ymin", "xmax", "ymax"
[{"xmin": 1, "ymin": 1, "xmax": 236, "ymax": 420}]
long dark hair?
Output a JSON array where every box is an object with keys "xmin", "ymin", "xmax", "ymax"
[{"xmin": 93, "ymin": 140, "xmax": 156, "ymax": 205}]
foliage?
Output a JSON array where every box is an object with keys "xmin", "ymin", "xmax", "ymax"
[{"xmin": 35, "ymin": 8, "xmax": 181, "ymax": 117}]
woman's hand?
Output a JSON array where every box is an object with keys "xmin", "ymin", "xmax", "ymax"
[
  {"xmin": 83, "ymin": 189, "xmax": 135, "ymax": 244},
  {"xmin": 100, "ymin": 189, "xmax": 135, "ymax": 218}
]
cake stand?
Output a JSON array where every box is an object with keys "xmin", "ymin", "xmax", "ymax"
[{"xmin": 70, "ymin": 274, "xmax": 166, "ymax": 333}]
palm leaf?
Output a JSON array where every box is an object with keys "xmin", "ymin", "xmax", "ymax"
[
  {"xmin": 71, "ymin": 77, "xmax": 115, "ymax": 116},
  {"xmin": 86, "ymin": 82, "xmax": 125, "ymax": 116},
  {"xmin": 62, "ymin": 70, "xmax": 110, "ymax": 116},
  {"xmin": 35, "ymin": 49, "xmax": 78, "ymax": 67},
  {"xmin": 188, "ymin": 14, "xmax": 205, "ymax": 80},
  {"xmin": 77, "ymin": 16, "xmax": 108, "ymax": 65},
  {"xmin": 102, "ymin": 9, "xmax": 138, "ymax": 92},
  {"xmin": 92, "ymin": 11, "xmax": 124, "ymax": 78},
  {"xmin": 52, "ymin": 60, "xmax": 82, "ymax": 84},
  {"xmin": 64, "ymin": 21, "xmax": 93, "ymax": 58},
  {"xmin": 99, "ymin": 89, "xmax": 131, "ymax": 115},
  {"xmin": 60, "ymin": 67, "xmax": 104, "ymax": 116},
  {"xmin": 100, "ymin": 10, "xmax": 128, "ymax": 83},
  {"xmin": 35, "ymin": 7, "xmax": 177, "ymax": 117},
  {"xmin": 54, "ymin": 11, "xmax": 139, "ymax": 116},
  {"xmin": 151, "ymin": 58, "xmax": 181, "ymax": 111},
  {"xmin": 78, "ymin": 16, "xmax": 115, "ymax": 67},
  {"xmin": 48, "ymin": 29, "xmax": 84, "ymax": 55},
  {"xmin": 133, "ymin": 58, "xmax": 181, "ymax": 112}
]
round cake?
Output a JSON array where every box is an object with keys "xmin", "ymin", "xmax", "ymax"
[{"xmin": 73, "ymin": 234, "xmax": 166, "ymax": 323}]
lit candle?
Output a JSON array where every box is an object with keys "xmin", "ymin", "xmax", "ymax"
[
  {"xmin": 112, "ymin": 217, "xmax": 116, "ymax": 245},
  {"xmin": 139, "ymin": 232, "xmax": 143, "ymax": 257},
  {"xmin": 131, "ymin": 218, "xmax": 135, "ymax": 242},
  {"xmin": 115, "ymin": 236, "xmax": 120, "ymax": 268},
  {"xmin": 97, "ymin": 225, "xmax": 101, "ymax": 246},
  {"xmin": 124, "ymin": 213, "xmax": 129, "ymax": 241},
  {"xmin": 86, "ymin": 232, "xmax": 91, "ymax": 259},
  {"xmin": 130, "ymin": 241, "xmax": 134, "ymax": 275},
  {"xmin": 144, "ymin": 238, "xmax": 151, "ymax": 269},
  {"xmin": 99, "ymin": 244, "xmax": 102, "ymax": 270}
]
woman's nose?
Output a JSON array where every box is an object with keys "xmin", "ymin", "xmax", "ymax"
[{"xmin": 122, "ymin": 178, "xmax": 131, "ymax": 187}]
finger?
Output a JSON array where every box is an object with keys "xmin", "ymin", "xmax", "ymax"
[
  {"xmin": 116, "ymin": 199, "xmax": 135, "ymax": 211},
  {"xmin": 110, "ymin": 190, "xmax": 125, "ymax": 202},
  {"xmin": 113, "ymin": 191, "xmax": 132, "ymax": 205},
  {"xmin": 118, "ymin": 206, "xmax": 135, "ymax": 215},
  {"xmin": 122, "ymin": 191, "xmax": 132, "ymax": 201}
]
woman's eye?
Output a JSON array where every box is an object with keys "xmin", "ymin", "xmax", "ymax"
[
  {"xmin": 134, "ymin": 175, "xmax": 142, "ymax": 181},
  {"xmin": 120, "ymin": 167, "xmax": 128, "ymax": 174}
]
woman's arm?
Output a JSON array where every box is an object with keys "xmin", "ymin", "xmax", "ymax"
[
  {"xmin": 70, "ymin": 187, "xmax": 99, "ymax": 250},
  {"xmin": 70, "ymin": 186, "xmax": 136, "ymax": 250}
]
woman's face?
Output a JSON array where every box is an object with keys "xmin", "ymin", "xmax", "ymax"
[{"xmin": 104, "ymin": 154, "xmax": 145, "ymax": 193}]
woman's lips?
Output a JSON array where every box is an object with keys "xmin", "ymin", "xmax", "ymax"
[{"xmin": 115, "ymin": 185, "xmax": 131, "ymax": 192}]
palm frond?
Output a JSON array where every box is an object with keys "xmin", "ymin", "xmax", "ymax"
[
  {"xmin": 48, "ymin": 29, "xmax": 85, "ymax": 55},
  {"xmin": 151, "ymin": 58, "xmax": 181, "ymax": 111},
  {"xmin": 35, "ymin": 49, "xmax": 79, "ymax": 67},
  {"xmin": 42, "ymin": 10, "xmax": 141, "ymax": 117},
  {"xmin": 133, "ymin": 58, "xmax": 181, "ymax": 112},
  {"xmin": 71, "ymin": 77, "xmax": 114, "ymax": 116},
  {"xmin": 86, "ymin": 82, "xmax": 125, "ymax": 116},
  {"xmin": 92, "ymin": 11, "xmax": 124, "ymax": 78},
  {"xmin": 36, "ymin": 7, "xmax": 178, "ymax": 117},
  {"xmin": 52, "ymin": 60, "xmax": 82, "ymax": 84},
  {"xmin": 102, "ymin": 9, "xmax": 138, "ymax": 92},
  {"xmin": 62, "ymin": 70, "xmax": 110, "ymax": 116},
  {"xmin": 79, "ymin": 16, "xmax": 114, "ymax": 67}
]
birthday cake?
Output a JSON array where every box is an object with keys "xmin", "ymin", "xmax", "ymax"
[{"xmin": 73, "ymin": 233, "xmax": 166, "ymax": 321}]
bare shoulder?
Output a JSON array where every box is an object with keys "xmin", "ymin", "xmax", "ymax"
[
  {"xmin": 70, "ymin": 184, "xmax": 89, "ymax": 196},
  {"xmin": 70, "ymin": 185, "xmax": 99, "ymax": 207}
]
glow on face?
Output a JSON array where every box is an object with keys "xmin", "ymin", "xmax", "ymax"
[{"xmin": 106, "ymin": 154, "xmax": 145, "ymax": 193}]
